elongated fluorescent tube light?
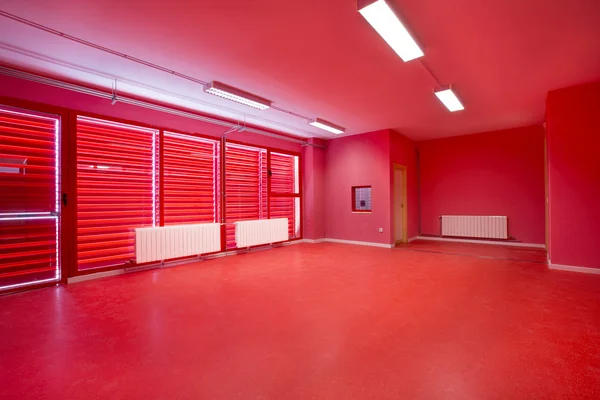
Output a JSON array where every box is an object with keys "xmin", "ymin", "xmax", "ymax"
[
  {"xmin": 203, "ymin": 81, "xmax": 272, "ymax": 110},
  {"xmin": 434, "ymin": 87, "xmax": 464, "ymax": 112},
  {"xmin": 358, "ymin": 0, "xmax": 424, "ymax": 62},
  {"xmin": 308, "ymin": 118, "xmax": 345, "ymax": 134}
]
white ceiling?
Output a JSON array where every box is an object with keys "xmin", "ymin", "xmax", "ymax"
[
  {"xmin": 0, "ymin": 16, "xmax": 329, "ymax": 139},
  {"xmin": 1, "ymin": 0, "xmax": 599, "ymax": 140}
]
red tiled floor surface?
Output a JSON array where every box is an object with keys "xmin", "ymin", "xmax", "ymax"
[{"xmin": 1, "ymin": 242, "xmax": 599, "ymax": 399}]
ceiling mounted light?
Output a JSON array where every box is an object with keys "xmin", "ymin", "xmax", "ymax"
[
  {"xmin": 308, "ymin": 118, "xmax": 345, "ymax": 134},
  {"xmin": 434, "ymin": 86, "xmax": 465, "ymax": 112},
  {"xmin": 203, "ymin": 81, "xmax": 272, "ymax": 110},
  {"xmin": 358, "ymin": 0, "xmax": 424, "ymax": 62}
]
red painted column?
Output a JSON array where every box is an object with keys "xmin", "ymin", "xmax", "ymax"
[
  {"xmin": 546, "ymin": 80, "xmax": 600, "ymax": 269},
  {"xmin": 302, "ymin": 138, "xmax": 327, "ymax": 240}
]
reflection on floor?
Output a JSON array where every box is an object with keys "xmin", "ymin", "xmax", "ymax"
[
  {"xmin": 397, "ymin": 239, "xmax": 547, "ymax": 263},
  {"xmin": 1, "ymin": 242, "xmax": 599, "ymax": 399}
]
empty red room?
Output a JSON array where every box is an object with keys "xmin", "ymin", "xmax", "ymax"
[{"xmin": 1, "ymin": 0, "xmax": 599, "ymax": 399}]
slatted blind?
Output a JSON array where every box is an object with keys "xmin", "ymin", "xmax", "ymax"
[
  {"xmin": 76, "ymin": 116, "xmax": 158, "ymax": 271},
  {"xmin": 163, "ymin": 132, "xmax": 219, "ymax": 225},
  {"xmin": 225, "ymin": 143, "xmax": 267, "ymax": 248},
  {"xmin": 270, "ymin": 152, "xmax": 299, "ymax": 239},
  {"xmin": 0, "ymin": 106, "xmax": 59, "ymax": 289},
  {"xmin": 0, "ymin": 108, "xmax": 57, "ymax": 212},
  {"xmin": 0, "ymin": 219, "xmax": 57, "ymax": 288},
  {"xmin": 269, "ymin": 197, "xmax": 300, "ymax": 239},
  {"xmin": 270, "ymin": 152, "xmax": 297, "ymax": 193}
]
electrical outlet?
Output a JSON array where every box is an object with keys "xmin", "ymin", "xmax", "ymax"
[{"xmin": 378, "ymin": 228, "xmax": 383, "ymax": 233}]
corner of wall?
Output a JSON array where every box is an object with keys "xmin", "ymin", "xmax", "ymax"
[
  {"xmin": 303, "ymin": 138, "xmax": 327, "ymax": 240},
  {"xmin": 545, "ymin": 79, "xmax": 600, "ymax": 269}
]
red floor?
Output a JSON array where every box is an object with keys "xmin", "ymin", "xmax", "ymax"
[
  {"xmin": 398, "ymin": 239, "xmax": 548, "ymax": 263},
  {"xmin": 1, "ymin": 242, "xmax": 599, "ymax": 399}
]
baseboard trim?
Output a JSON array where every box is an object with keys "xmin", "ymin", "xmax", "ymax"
[
  {"xmin": 68, "ymin": 242, "xmax": 298, "ymax": 284},
  {"xmin": 322, "ymin": 238, "xmax": 394, "ymax": 248},
  {"xmin": 549, "ymin": 263, "xmax": 600, "ymax": 275},
  {"xmin": 408, "ymin": 236, "xmax": 418, "ymax": 243},
  {"xmin": 282, "ymin": 239, "xmax": 307, "ymax": 246},
  {"xmin": 302, "ymin": 238, "xmax": 393, "ymax": 248},
  {"xmin": 416, "ymin": 236, "xmax": 546, "ymax": 249},
  {"xmin": 68, "ymin": 269, "xmax": 126, "ymax": 284}
]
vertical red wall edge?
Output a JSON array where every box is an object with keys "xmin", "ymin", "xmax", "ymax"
[
  {"xmin": 63, "ymin": 111, "xmax": 77, "ymax": 281},
  {"xmin": 546, "ymin": 80, "xmax": 600, "ymax": 269}
]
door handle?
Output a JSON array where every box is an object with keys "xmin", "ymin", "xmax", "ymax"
[{"xmin": 62, "ymin": 193, "xmax": 68, "ymax": 206}]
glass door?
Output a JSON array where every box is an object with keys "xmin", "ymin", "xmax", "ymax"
[{"xmin": 0, "ymin": 105, "xmax": 61, "ymax": 292}]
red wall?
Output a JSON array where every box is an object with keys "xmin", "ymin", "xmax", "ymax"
[
  {"xmin": 389, "ymin": 130, "xmax": 419, "ymax": 239},
  {"xmin": 324, "ymin": 130, "xmax": 391, "ymax": 244},
  {"xmin": 419, "ymin": 126, "xmax": 546, "ymax": 244},
  {"xmin": 546, "ymin": 81, "xmax": 600, "ymax": 269},
  {"xmin": 324, "ymin": 129, "xmax": 418, "ymax": 244}
]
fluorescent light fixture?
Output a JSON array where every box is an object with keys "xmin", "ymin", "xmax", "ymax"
[
  {"xmin": 434, "ymin": 87, "xmax": 465, "ymax": 112},
  {"xmin": 308, "ymin": 118, "xmax": 345, "ymax": 134},
  {"xmin": 358, "ymin": 0, "xmax": 424, "ymax": 62},
  {"xmin": 203, "ymin": 81, "xmax": 272, "ymax": 110}
]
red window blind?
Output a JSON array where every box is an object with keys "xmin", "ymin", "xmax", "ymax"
[
  {"xmin": 163, "ymin": 132, "xmax": 220, "ymax": 225},
  {"xmin": 0, "ymin": 219, "xmax": 57, "ymax": 288},
  {"xmin": 225, "ymin": 143, "xmax": 267, "ymax": 248},
  {"xmin": 269, "ymin": 197, "xmax": 300, "ymax": 239},
  {"xmin": 0, "ymin": 106, "xmax": 60, "ymax": 289},
  {"xmin": 270, "ymin": 152, "xmax": 298, "ymax": 194},
  {"xmin": 76, "ymin": 116, "xmax": 158, "ymax": 271},
  {"xmin": 269, "ymin": 152, "xmax": 300, "ymax": 239},
  {"xmin": 0, "ymin": 108, "xmax": 57, "ymax": 213}
]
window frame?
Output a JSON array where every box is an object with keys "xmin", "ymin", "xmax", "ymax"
[
  {"xmin": 162, "ymin": 130, "xmax": 221, "ymax": 226},
  {"xmin": 0, "ymin": 104, "xmax": 63, "ymax": 292},
  {"xmin": 267, "ymin": 151, "xmax": 301, "ymax": 240},
  {"xmin": 75, "ymin": 115, "xmax": 160, "ymax": 272},
  {"xmin": 352, "ymin": 185, "xmax": 372, "ymax": 213},
  {"xmin": 223, "ymin": 140, "xmax": 303, "ymax": 246}
]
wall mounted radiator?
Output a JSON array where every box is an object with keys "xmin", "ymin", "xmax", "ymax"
[
  {"xmin": 441, "ymin": 215, "xmax": 508, "ymax": 240},
  {"xmin": 135, "ymin": 223, "xmax": 221, "ymax": 264},
  {"xmin": 235, "ymin": 218, "xmax": 289, "ymax": 248}
]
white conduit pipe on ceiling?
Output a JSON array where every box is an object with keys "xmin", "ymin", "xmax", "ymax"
[{"xmin": 0, "ymin": 66, "xmax": 326, "ymax": 148}]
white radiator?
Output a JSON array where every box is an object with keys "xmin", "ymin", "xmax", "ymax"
[
  {"xmin": 235, "ymin": 218, "xmax": 289, "ymax": 247},
  {"xmin": 441, "ymin": 215, "xmax": 508, "ymax": 239},
  {"xmin": 135, "ymin": 223, "xmax": 221, "ymax": 263}
]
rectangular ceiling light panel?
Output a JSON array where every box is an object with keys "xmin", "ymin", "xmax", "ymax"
[
  {"xmin": 358, "ymin": 0, "xmax": 424, "ymax": 62},
  {"xmin": 308, "ymin": 118, "xmax": 346, "ymax": 134},
  {"xmin": 434, "ymin": 88, "xmax": 464, "ymax": 112},
  {"xmin": 203, "ymin": 81, "xmax": 272, "ymax": 110}
]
